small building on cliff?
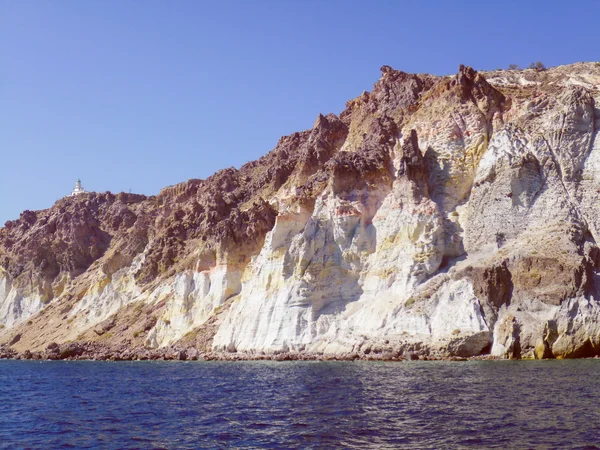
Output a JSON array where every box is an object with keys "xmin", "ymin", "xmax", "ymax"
[{"xmin": 71, "ymin": 179, "xmax": 86, "ymax": 196}]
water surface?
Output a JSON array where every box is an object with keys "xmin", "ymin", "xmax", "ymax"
[{"xmin": 1, "ymin": 360, "xmax": 599, "ymax": 449}]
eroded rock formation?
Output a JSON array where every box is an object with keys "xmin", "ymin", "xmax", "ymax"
[{"xmin": 2, "ymin": 62, "xmax": 600, "ymax": 360}]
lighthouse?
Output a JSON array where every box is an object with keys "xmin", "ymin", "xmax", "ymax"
[{"xmin": 71, "ymin": 178, "xmax": 86, "ymax": 196}]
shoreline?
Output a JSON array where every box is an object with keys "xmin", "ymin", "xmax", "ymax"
[
  {"xmin": 0, "ymin": 342, "xmax": 480, "ymax": 362},
  {"xmin": 2, "ymin": 343, "xmax": 598, "ymax": 362}
]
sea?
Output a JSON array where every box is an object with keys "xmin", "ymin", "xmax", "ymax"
[{"xmin": 0, "ymin": 359, "xmax": 599, "ymax": 449}]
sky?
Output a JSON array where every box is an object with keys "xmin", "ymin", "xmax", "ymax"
[{"xmin": 1, "ymin": 0, "xmax": 598, "ymax": 224}]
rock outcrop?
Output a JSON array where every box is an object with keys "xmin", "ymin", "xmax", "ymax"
[{"xmin": 2, "ymin": 62, "xmax": 600, "ymax": 360}]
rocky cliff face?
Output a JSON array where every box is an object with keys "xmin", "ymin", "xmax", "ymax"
[{"xmin": 2, "ymin": 62, "xmax": 600, "ymax": 360}]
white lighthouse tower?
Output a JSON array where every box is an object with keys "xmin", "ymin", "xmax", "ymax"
[{"xmin": 71, "ymin": 178, "xmax": 86, "ymax": 196}]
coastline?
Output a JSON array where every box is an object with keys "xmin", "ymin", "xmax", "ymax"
[{"xmin": 3, "ymin": 342, "xmax": 597, "ymax": 362}]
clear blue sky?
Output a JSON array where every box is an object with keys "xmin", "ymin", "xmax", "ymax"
[{"xmin": 1, "ymin": 1, "xmax": 598, "ymax": 224}]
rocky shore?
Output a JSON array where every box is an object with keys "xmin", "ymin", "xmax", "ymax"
[{"xmin": 0, "ymin": 342, "xmax": 487, "ymax": 362}]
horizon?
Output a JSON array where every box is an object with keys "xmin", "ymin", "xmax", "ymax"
[{"xmin": 2, "ymin": 1, "xmax": 599, "ymax": 224}]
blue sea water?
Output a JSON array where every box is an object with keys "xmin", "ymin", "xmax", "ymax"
[{"xmin": 1, "ymin": 360, "xmax": 599, "ymax": 449}]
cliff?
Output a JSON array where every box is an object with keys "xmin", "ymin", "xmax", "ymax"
[{"xmin": 2, "ymin": 62, "xmax": 600, "ymax": 360}]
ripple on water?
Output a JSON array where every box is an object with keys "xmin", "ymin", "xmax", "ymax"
[{"xmin": 1, "ymin": 360, "xmax": 600, "ymax": 448}]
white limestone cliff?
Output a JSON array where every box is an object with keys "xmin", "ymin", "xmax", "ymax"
[{"xmin": 2, "ymin": 62, "xmax": 600, "ymax": 360}]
